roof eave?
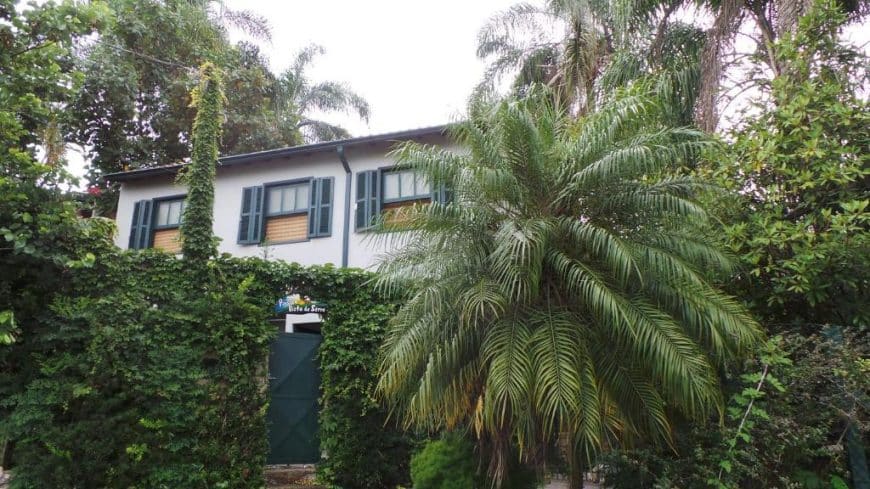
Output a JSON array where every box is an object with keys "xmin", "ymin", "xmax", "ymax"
[{"xmin": 103, "ymin": 124, "xmax": 449, "ymax": 183}]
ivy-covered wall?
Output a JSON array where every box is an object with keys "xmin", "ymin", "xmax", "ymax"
[
  {"xmin": 1, "ymin": 252, "xmax": 411, "ymax": 488},
  {"xmin": 220, "ymin": 257, "xmax": 414, "ymax": 489}
]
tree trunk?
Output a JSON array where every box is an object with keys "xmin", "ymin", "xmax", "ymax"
[
  {"xmin": 696, "ymin": 0, "xmax": 743, "ymax": 132},
  {"xmin": 776, "ymin": 0, "xmax": 813, "ymax": 36},
  {"xmin": 567, "ymin": 439, "xmax": 585, "ymax": 489},
  {"xmin": 1, "ymin": 439, "xmax": 13, "ymax": 469}
]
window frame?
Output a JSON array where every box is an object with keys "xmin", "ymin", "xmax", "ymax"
[
  {"xmin": 264, "ymin": 178, "xmax": 311, "ymax": 218},
  {"xmin": 151, "ymin": 194, "xmax": 187, "ymax": 230},
  {"xmin": 381, "ymin": 168, "xmax": 432, "ymax": 204}
]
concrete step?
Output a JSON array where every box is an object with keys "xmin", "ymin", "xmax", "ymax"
[
  {"xmin": 265, "ymin": 465, "xmax": 318, "ymax": 487},
  {"xmin": 269, "ymin": 486, "xmax": 326, "ymax": 489}
]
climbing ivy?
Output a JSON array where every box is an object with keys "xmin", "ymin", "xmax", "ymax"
[
  {"xmin": 217, "ymin": 258, "xmax": 414, "ymax": 489},
  {"xmin": 2, "ymin": 254, "xmax": 412, "ymax": 488},
  {"xmin": 180, "ymin": 62, "xmax": 225, "ymax": 274}
]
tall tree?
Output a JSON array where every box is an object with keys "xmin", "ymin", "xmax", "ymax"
[
  {"xmin": 0, "ymin": 0, "xmax": 113, "ymax": 469},
  {"xmin": 712, "ymin": 0, "xmax": 869, "ymax": 329},
  {"xmin": 476, "ymin": 0, "xmax": 867, "ymax": 131},
  {"xmin": 180, "ymin": 62, "xmax": 223, "ymax": 275},
  {"xmin": 373, "ymin": 86, "xmax": 762, "ymax": 487},
  {"xmin": 67, "ymin": 1, "xmax": 370, "ymax": 212},
  {"xmin": 476, "ymin": 0, "xmax": 610, "ymax": 114},
  {"xmin": 476, "ymin": 0, "xmax": 705, "ymax": 127}
]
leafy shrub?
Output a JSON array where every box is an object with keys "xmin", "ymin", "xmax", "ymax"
[
  {"xmin": 411, "ymin": 434, "xmax": 477, "ymax": 489},
  {"xmin": 598, "ymin": 332, "xmax": 867, "ymax": 489},
  {"xmin": 1, "ymin": 252, "xmax": 274, "ymax": 488},
  {"xmin": 411, "ymin": 434, "xmax": 538, "ymax": 489}
]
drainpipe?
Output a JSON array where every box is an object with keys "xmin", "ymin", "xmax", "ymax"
[{"xmin": 337, "ymin": 145, "xmax": 352, "ymax": 268}]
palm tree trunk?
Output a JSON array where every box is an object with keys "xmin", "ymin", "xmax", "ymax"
[
  {"xmin": 775, "ymin": 0, "xmax": 813, "ymax": 36},
  {"xmin": 696, "ymin": 0, "xmax": 743, "ymax": 132},
  {"xmin": 566, "ymin": 437, "xmax": 585, "ymax": 489}
]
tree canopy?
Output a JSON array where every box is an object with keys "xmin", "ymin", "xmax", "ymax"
[
  {"xmin": 65, "ymin": 0, "xmax": 370, "ymax": 211},
  {"xmin": 711, "ymin": 1, "xmax": 869, "ymax": 330}
]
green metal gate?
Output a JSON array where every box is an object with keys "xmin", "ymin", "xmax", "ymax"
[{"xmin": 266, "ymin": 332, "xmax": 322, "ymax": 464}]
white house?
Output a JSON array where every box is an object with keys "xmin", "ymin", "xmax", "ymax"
[{"xmin": 106, "ymin": 125, "xmax": 451, "ymax": 269}]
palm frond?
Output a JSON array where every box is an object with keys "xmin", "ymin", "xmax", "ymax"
[
  {"xmin": 296, "ymin": 119, "xmax": 350, "ymax": 143},
  {"xmin": 300, "ymin": 81, "xmax": 370, "ymax": 121}
]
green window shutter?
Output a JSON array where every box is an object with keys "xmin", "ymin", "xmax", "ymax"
[
  {"xmin": 238, "ymin": 186, "xmax": 264, "ymax": 244},
  {"xmin": 308, "ymin": 177, "xmax": 334, "ymax": 238},
  {"xmin": 355, "ymin": 170, "xmax": 380, "ymax": 231},
  {"xmin": 128, "ymin": 199, "xmax": 153, "ymax": 250}
]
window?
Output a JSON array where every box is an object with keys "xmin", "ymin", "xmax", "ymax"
[
  {"xmin": 267, "ymin": 183, "xmax": 309, "ymax": 216},
  {"xmin": 237, "ymin": 177, "xmax": 333, "ymax": 245},
  {"xmin": 355, "ymin": 169, "xmax": 450, "ymax": 231},
  {"xmin": 154, "ymin": 198, "xmax": 185, "ymax": 228},
  {"xmin": 383, "ymin": 169, "xmax": 430, "ymax": 202},
  {"xmin": 128, "ymin": 196, "xmax": 185, "ymax": 252}
]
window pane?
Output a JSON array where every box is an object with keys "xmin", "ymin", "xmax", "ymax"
[
  {"xmin": 156, "ymin": 202, "xmax": 170, "ymax": 226},
  {"xmin": 295, "ymin": 184, "xmax": 309, "ymax": 210},
  {"xmin": 400, "ymin": 171, "xmax": 415, "ymax": 198},
  {"xmin": 241, "ymin": 189, "xmax": 252, "ymax": 214},
  {"xmin": 415, "ymin": 174, "xmax": 430, "ymax": 195},
  {"xmin": 268, "ymin": 187, "xmax": 282, "ymax": 214},
  {"xmin": 167, "ymin": 201, "xmax": 182, "ymax": 225},
  {"xmin": 282, "ymin": 187, "xmax": 295, "ymax": 212},
  {"xmin": 384, "ymin": 173, "xmax": 400, "ymax": 200}
]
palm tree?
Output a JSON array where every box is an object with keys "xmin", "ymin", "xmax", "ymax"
[
  {"xmin": 272, "ymin": 45, "xmax": 370, "ymax": 143},
  {"xmin": 478, "ymin": 0, "xmax": 869, "ymax": 132},
  {"xmin": 476, "ymin": 0, "xmax": 610, "ymax": 114},
  {"xmin": 477, "ymin": 0, "xmax": 705, "ymax": 127},
  {"xmin": 372, "ymin": 86, "xmax": 762, "ymax": 486}
]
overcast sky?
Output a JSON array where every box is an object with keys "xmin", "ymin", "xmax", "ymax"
[{"xmin": 223, "ymin": 0, "xmax": 520, "ymax": 136}]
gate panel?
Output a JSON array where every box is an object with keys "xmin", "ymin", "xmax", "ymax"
[{"xmin": 267, "ymin": 332, "xmax": 322, "ymax": 464}]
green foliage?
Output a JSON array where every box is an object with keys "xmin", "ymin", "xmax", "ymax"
[
  {"xmin": 410, "ymin": 434, "xmax": 538, "ymax": 489},
  {"xmin": 599, "ymin": 331, "xmax": 867, "ymax": 488},
  {"xmin": 710, "ymin": 0, "xmax": 869, "ymax": 329},
  {"xmin": 2, "ymin": 253, "xmax": 412, "ymax": 488},
  {"xmin": 218, "ymin": 259, "xmax": 413, "ymax": 489},
  {"xmin": 1, "ymin": 252, "xmax": 274, "ymax": 488},
  {"xmin": 601, "ymin": 3, "xmax": 870, "ymax": 487},
  {"xmin": 411, "ymin": 434, "xmax": 477, "ymax": 489},
  {"xmin": 180, "ymin": 62, "xmax": 224, "ymax": 270},
  {"xmin": 0, "ymin": 0, "xmax": 109, "ymax": 265},
  {"xmin": 711, "ymin": 338, "xmax": 792, "ymax": 489},
  {"xmin": 0, "ymin": 0, "xmax": 115, "ymax": 460},
  {"xmin": 374, "ymin": 85, "xmax": 762, "ymax": 483},
  {"xmin": 68, "ymin": 0, "xmax": 278, "ymax": 177}
]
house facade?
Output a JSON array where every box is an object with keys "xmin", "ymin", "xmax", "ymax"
[
  {"xmin": 107, "ymin": 125, "xmax": 451, "ymax": 269},
  {"xmin": 108, "ymin": 126, "xmax": 454, "ymax": 464}
]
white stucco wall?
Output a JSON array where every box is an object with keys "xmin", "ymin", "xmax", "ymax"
[{"xmin": 113, "ymin": 135, "xmax": 455, "ymax": 270}]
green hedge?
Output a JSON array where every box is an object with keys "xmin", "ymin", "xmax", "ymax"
[{"xmin": 1, "ymin": 252, "xmax": 411, "ymax": 488}]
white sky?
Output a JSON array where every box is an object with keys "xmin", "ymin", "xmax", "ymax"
[{"xmin": 224, "ymin": 0, "xmax": 520, "ymax": 136}]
